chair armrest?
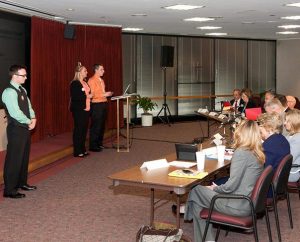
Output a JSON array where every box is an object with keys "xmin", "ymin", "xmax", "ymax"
[{"xmin": 206, "ymin": 194, "xmax": 254, "ymax": 221}]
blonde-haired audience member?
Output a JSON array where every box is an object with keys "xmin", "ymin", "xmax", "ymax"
[
  {"xmin": 184, "ymin": 120, "xmax": 264, "ymax": 242},
  {"xmin": 284, "ymin": 109, "xmax": 300, "ymax": 182},
  {"xmin": 258, "ymin": 113, "xmax": 290, "ymax": 171},
  {"xmin": 264, "ymin": 98, "xmax": 284, "ymax": 114}
]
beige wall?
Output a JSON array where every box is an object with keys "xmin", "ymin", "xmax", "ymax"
[
  {"xmin": 0, "ymin": 109, "xmax": 7, "ymax": 151},
  {"xmin": 277, "ymin": 39, "xmax": 300, "ymax": 97}
]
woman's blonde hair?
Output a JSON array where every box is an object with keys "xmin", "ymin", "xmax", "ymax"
[
  {"xmin": 73, "ymin": 62, "xmax": 85, "ymax": 81},
  {"xmin": 232, "ymin": 120, "xmax": 265, "ymax": 164},
  {"xmin": 285, "ymin": 109, "xmax": 300, "ymax": 135},
  {"xmin": 257, "ymin": 112, "xmax": 283, "ymax": 134}
]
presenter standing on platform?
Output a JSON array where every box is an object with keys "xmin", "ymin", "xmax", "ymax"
[
  {"xmin": 70, "ymin": 63, "xmax": 91, "ymax": 158},
  {"xmin": 2, "ymin": 65, "xmax": 37, "ymax": 199},
  {"xmin": 88, "ymin": 64, "xmax": 113, "ymax": 152}
]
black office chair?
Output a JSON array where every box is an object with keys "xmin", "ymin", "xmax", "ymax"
[
  {"xmin": 200, "ymin": 166, "xmax": 273, "ymax": 242},
  {"xmin": 266, "ymin": 154, "xmax": 293, "ymax": 242}
]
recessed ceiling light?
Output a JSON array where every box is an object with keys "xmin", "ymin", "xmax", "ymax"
[
  {"xmin": 278, "ymin": 25, "xmax": 300, "ymax": 29},
  {"xmin": 276, "ymin": 31, "xmax": 299, "ymax": 34},
  {"xmin": 184, "ymin": 17, "xmax": 215, "ymax": 22},
  {"xmin": 285, "ymin": 2, "xmax": 300, "ymax": 7},
  {"xmin": 242, "ymin": 21, "xmax": 255, "ymax": 24},
  {"xmin": 281, "ymin": 16, "xmax": 300, "ymax": 20},
  {"xmin": 268, "ymin": 20, "xmax": 278, "ymax": 23},
  {"xmin": 197, "ymin": 26, "xmax": 222, "ymax": 30},
  {"xmin": 131, "ymin": 13, "xmax": 147, "ymax": 17},
  {"xmin": 122, "ymin": 27, "xmax": 144, "ymax": 32},
  {"xmin": 54, "ymin": 16, "xmax": 64, "ymax": 20},
  {"xmin": 66, "ymin": 8, "xmax": 74, "ymax": 11},
  {"xmin": 205, "ymin": 33, "xmax": 228, "ymax": 36},
  {"xmin": 163, "ymin": 4, "xmax": 204, "ymax": 10}
]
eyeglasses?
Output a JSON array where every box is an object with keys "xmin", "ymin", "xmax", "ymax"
[{"xmin": 15, "ymin": 74, "xmax": 27, "ymax": 78}]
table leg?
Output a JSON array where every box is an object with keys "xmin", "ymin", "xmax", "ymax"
[
  {"xmin": 150, "ymin": 188, "xmax": 154, "ymax": 226},
  {"xmin": 176, "ymin": 195, "xmax": 181, "ymax": 228}
]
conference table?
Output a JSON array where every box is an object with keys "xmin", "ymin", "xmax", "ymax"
[{"xmin": 108, "ymin": 149, "xmax": 230, "ymax": 228}]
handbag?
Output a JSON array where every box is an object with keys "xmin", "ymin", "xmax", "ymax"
[{"xmin": 136, "ymin": 225, "xmax": 183, "ymax": 242}]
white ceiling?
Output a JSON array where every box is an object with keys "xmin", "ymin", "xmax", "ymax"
[{"xmin": 1, "ymin": 0, "xmax": 300, "ymax": 39}]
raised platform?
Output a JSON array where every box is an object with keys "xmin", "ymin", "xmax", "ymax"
[{"xmin": 0, "ymin": 131, "xmax": 115, "ymax": 186}]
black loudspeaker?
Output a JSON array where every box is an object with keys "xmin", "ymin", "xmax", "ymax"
[
  {"xmin": 64, "ymin": 24, "xmax": 76, "ymax": 39},
  {"xmin": 161, "ymin": 46, "xmax": 174, "ymax": 67}
]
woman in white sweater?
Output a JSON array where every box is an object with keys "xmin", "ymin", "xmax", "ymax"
[{"xmin": 284, "ymin": 109, "xmax": 300, "ymax": 182}]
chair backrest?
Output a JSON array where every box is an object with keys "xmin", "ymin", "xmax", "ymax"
[
  {"xmin": 272, "ymin": 154, "xmax": 293, "ymax": 195},
  {"xmin": 251, "ymin": 165, "xmax": 273, "ymax": 213}
]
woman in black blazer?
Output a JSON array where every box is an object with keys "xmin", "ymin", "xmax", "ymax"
[
  {"xmin": 241, "ymin": 88, "xmax": 257, "ymax": 113},
  {"xmin": 70, "ymin": 63, "xmax": 91, "ymax": 157}
]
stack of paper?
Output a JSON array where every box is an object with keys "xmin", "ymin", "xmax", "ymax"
[
  {"xmin": 140, "ymin": 159, "xmax": 169, "ymax": 171},
  {"xmin": 169, "ymin": 161, "xmax": 197, "ymax": 168}
]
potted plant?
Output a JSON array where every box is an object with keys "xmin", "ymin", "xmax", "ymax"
[{"xmin": 134, "ymin": 95, "xmax": 157, "ymax": 126}]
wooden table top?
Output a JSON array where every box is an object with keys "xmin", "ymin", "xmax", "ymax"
[{"xmin": 108, "ymin": 152, "xmax": 230, "ymax": 194}]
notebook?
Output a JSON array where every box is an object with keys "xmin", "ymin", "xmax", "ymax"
[{"xmin": 245, "ymin": 107, "xmax": 262, "ymax": 121}]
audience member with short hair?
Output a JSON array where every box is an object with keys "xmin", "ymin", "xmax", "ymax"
[
  {"xmin": 284, "ymin": 109, "xmax": 300, "ymax": 182},
  {"xmin": 230, "ymin": 88, "xmax": 245, "ymax": 113},
  {"xmin": 286, "ymin": 95, "xmax": 300, "ymax": 110},
  {"xmin": 276, "ymin": 94, "xmax": 290, "ymax": 112},
  {"xmin": 184, "ymin": 120, "xmax": 264, "ymax": 242}
]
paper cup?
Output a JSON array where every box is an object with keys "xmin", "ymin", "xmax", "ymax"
[
  {"xmin": 196, "ymin": 151, "xmax": 205, "ymax": 171},
  {"xmin": 217, "ymin": 145, "xmax": 226, "ymax": 164}
]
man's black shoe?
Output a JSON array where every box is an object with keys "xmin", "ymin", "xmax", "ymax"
[
  {"xmin": 89, "ymin": 148, "xmax": 102, "ymax": 152},
  {"xmin": 3, "ymin": 192, "xmax": 26, "ymax": 199},
  {"xmin": 20, "ymin": 184, "xmax": 37, "ymax": 191}
]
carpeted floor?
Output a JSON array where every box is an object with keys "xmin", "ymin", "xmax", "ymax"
[{"xmin": 0, "ymin": 121, "xmax": 300, "ymax": 242}]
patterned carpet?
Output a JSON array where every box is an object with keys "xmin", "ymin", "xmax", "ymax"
[{"xmin": 0, "ymin": 121, "xmax": 299, "ymax": 242}]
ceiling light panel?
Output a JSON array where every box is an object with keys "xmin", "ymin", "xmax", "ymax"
[
  {"xmin": 281, "ymin": 16, "xmax": 300, "ymax": 20},
  {"xmin": 122, "ymin": 27, "xmax": 144, "ymax": 32},
  {"xmin": 285, "ymin": 2, "xmax": 300, "ymax": 7},
  {"xmin": 197, "ymin": 26, "xmax": 222, "ymax": 30},
  {"xmin": 278, "ymin": 25, "xmax": 300, "ymax": 29},
  {"xmin": 184, "ymin": 17, "xmax": 215, "ymax": 22},
  {"xmin": 163, "ymin": 5, "xmax": 204, "ymax": 10},
  {"xmin": 205, "ymin": 33, "xmax": 227, "ymax": 36},
  {"xmin": 276, "ymin": 31, "xmax": 299, "ymax": 34}
]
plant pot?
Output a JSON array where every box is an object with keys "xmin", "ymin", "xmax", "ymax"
[{"xmin": 141, "ymin": 113, "xmax": 153, "ymax": 126}]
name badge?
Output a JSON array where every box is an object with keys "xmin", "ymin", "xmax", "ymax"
[{"xmin": 21, "ymin": 95, "xmax": 24, "ymax": 100}]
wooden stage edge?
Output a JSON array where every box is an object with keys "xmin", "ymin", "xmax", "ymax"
[
  {"xmin": 0, "ymin": 131, "xmax": 115, "ymax": 186},
  {"xmin": 0, "ymin": 145, "xmax": 73, "ymax": 186}
]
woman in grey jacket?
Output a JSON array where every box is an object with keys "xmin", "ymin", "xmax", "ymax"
[
  {"xmin": 184, "ymin": 120, "xmax": 265, "ymax": 242},
  {"xmin": 284, "ymin": 109, "xmax": 300, "ymax": 182}
]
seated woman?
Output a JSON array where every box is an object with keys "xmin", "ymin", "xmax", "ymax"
[
  {"xmin": 184, "ymin": 120, "xmax": 265, "ymax": 242},
  {"xmin": 258, "ymin": 112, "xmax": 290, "ymax": 171},
  {"xmin": 284, "ymin": 110, "xmax": 300, "ymax": 182},
  {"xmin": 241, "ymin": 88, "xmax": 257, "ymax": 113},
  {"xmin": 258, "ymin": 113, "xmax": 290, "ymax": 197}
]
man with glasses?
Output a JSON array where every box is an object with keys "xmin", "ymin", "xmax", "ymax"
[{"xmin": 1, "ymin": 65, "xmax": 37, "ymax": 199}]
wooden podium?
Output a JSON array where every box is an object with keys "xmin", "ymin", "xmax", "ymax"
[{"xmin": 111, "ymin": 94, "xmax": 136, "ymax": 152}]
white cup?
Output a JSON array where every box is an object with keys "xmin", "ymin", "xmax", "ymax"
[
  {"xmin": 217, "ymin": 145, "xmax": 226, "ymax": 164},
  {"xmin": 196, "ymin": 151, "xmax": 205, "ymax": 171}
]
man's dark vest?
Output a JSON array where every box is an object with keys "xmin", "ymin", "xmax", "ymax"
[{"xmin": 4, "ymin": 84, "xmax": 30, "ymax": 128}]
